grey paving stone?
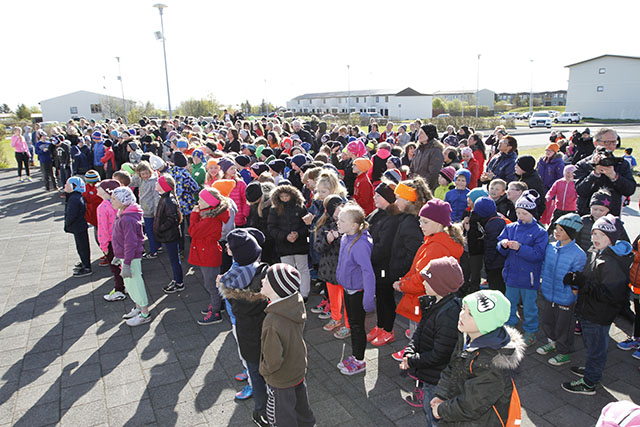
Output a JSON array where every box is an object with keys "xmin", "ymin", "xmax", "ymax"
[
  {"xmin": 105, "ymin": 379, "xmax": 148, "ymax": 409},
  {"xmin": 107, "ymin": 398, "xmax": 156, "ymax": 426},
  {"xmin": 543, "ymin": 403, "xmax": 597, "ymax": 426},
  {"xmin": 103, "ymin": 362, "xmax": 145, "ymax": 388},
  {"xmin": 61, "ymin": 362, "xmax": 102, "ymax": 389},
  {"xmin": 154, "ymin": 400, "xmax": 207, "ymax": 427},
  {"xmin": 143, "ymin": 362, "xmax": 186, "ymax": 388},
  {"xmin": 147, "ymin": 379, "xmax": 195, "ymax": 410},
  {"xmin": 12, "ymin": 400, "xmax": 59, "ymax": 427},
  {"xmin": 60, "ymin": 378, "xmax": 106, "ymax": 409}
]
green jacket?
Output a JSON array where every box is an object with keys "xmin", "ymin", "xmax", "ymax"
[{"xmin": 191, "ymin": 162, "xmax": 206, "ymax": 189}]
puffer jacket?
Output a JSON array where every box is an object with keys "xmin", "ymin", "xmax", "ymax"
[
  {"xmin": 576, "ymin": 241, "xmax": 634, "ymax": 325},
  {"xmin": 83, "ymin": 183, "xmax": 102, "ymax": 227},
  {"xmin": 486, "ymin": 151, "xmax": 517, "ymax": 183},
  {"xmin": 388, "ymin": 213, "xmax": 423, "ymax": 282},
  {"xmin": 111, "ymin": 204, "xmax": 145, "ymax": 265},
  {"xmin": 335, "ymin": 231, "xmax": 376, "ymax": 313},
  {"xmin": 577, "ymin": 214, "xmax": 595, "ymax": 253},
  {"xmin": 64, "ymin": 191, "xmax": 88, "ymax": 234},
  {"xmin": 397, "ymin": 232, "xmax": 464, "ymax": 322},
  {"xmin": 496, "ymin": 220, "xmax": 548, "ymax": 290},
  {"xmin": 168, "ymin": 166, "xmax": 199, "ymax": 216},
  {"xmin": 130, "ymin": 174, "xmax": 160, "ymax": 218},
  {"xmin": 367, "ymin": 204, "xmax": 401, "ymax": 284},
  {"xmin": 404, "ymin": 295, "xmax": 461, "ymax": 385},
  {"xmin": 478, "ymin": 216, "xmax": 507, "ymax": 270},
  {"xmin": 410, "ymin": 139, "xmax": 445, "ymax": 191},
  {"xmin": 268, "ymin": 186, "xmax": 309, "ymax": 256},
  {"xmin": 517, "ymin": 170, "xmax": 546, "ymax": 217},
  {"xmin": 545, "ymin": 178, "xmax": 577, "ymax": 213},
  {"xmin": 445, "ymin": 188, "xmax": 470, "ymax": 223},
  {"xmin": 629, "ymin": 235, "xmax": 640, "ymax": 295},
  {"xmin": 312, "ymin": 217, "xmax": 341, "ymax": 284},
  {"xmin": 188, "ymin": 200, "xmax": 230, "ymax": 268},
  {"xmin": 540, "ymin": 240, "xmax": 587, "ymax": 306},
  {"xmin": 153, "ymin": 192, "xmax": 182, "ymax": 243},
  {"xmin": 435, "ymin": 327, "xmax": 525, "ymax": 427},
  {"xmin": 537, "ymin": 153, "xmax": 565, "ymax": 192},
  {"xmin": 229, "ymin": 178, "xmax": 249, "ymax": 226}
]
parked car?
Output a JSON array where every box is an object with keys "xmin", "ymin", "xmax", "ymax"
[
  {"xmin": 356, "ymin": 112, "xmax": 388, "ymax": 126},
  {"xmin": 436, "ymin": 113, "xmax": 451, "ymax": 118},
  {"xmin": 321, "ymin": 114, "xmax": 337, "ymax": 121},
  {"xmin": 521, "ymin": 112, "xmax": 531, "ymax": 120},
  {"xmin": 554, "ymin": 112, "xmax": 581, "ymax": 124},
  {"xmin": 500, "ymin": 112, "xmax": 518, "ymax": 120},
  {"xmin": 529, "ymin": 112, "xmax": 552, "ymax": 128}
]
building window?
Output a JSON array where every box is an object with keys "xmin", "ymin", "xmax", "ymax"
[
  {"xmin": 90, "ymin": 104, "xmax": 102, "ymax": 114},
  {"xmin": 599, "ymin": 68, "xmax": 606, "ymax": 74},
  {"xmin": 308, "ymin": 99, "xmax": 312, "ymax": 104},
  {"xmin": 385, "ymin": 96, "xmax": 389, "ymax": 103},
  {"xmin": 70, "ymin": 106, "xmax": 78, "ymax": 115},
  {"xmin": 597, "ymin": 86, "xmax": 604, "ymax": 92},
  {"xmin": 362, "ymin": 97, "xmax": 366, "ymax": 103},
  {"xmin": 297, "ymin": 100, "xmax": 300, "ymax": 105},
  {"xmin": 355, "ymin": 97, "xmax": 359, "ymax": 103},
  {"xmin": 338, "ymin": 98, "xmax": 342, "ymax": 104},
  {"xmin": 323, "ymin": 98, "xmax": 326, "ymax": 104}
]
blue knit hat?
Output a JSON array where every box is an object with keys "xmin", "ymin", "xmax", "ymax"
[
  {"xmin": 555, "ymin": 213, "xmax": 583, "ymax": 241},
  {"xmin": 473, "ymin": 197, "xmax": 497, "ymax": 218},
  {"xmin": 468, "ymin": 187, "xmax": 488, "ymax": 204},
  {"xmin": 67, "ymin": 176, "xmax": 86, "ymax": 193},
  {"xmin": 91, "ymin": 131, "xmax": 102, "ymax": 143},
  {"xmin": 454, "ymin": 168, "xmax": 471, "ymax": 186},
  {"xmin": 192, "ymin": 148, "xmax": 205, "ymax": 162},
  {"xmin": 176, "ymin": 139, "xmax": 188, "ymax": 149}
]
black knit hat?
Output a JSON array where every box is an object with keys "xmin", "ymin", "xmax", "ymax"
[
  {"xmin": 172, "ymin": 151, "xmax": 188, "ymax": 168},
  {"xmin": 515, "ymin": 189, "xmax": 540, "ymax": 219},
  {"xmin": 266, "ymin": 263, "xmax": 301, "ymax": 298},
  {"xmin": 590, "ymin": 189, "xmax": 612, "ymax": 209},
  {"xmin": 516, "ymin": 155, "xmax": 536, "ymax": 173},
  {"xmin": 227, "ymin": 228, "xmax": 265, "ymax": 266},
  {"xmin": 375, "ymin": 182, "xmax": 396, "ymax": 204},
  {"xmin": 245, "ymin": 182, "xmax": 262, "ymax": 203},
  {"xmin": 324, "ymin": 195, "xmax": 345, "ymax": 218}
]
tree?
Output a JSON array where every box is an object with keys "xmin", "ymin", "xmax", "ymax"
[
  {"xmin": 177, "ymin": 94, "xmax": 223, "ymax": 117},
  {"xmin": 15, "ymin": 104, "xmax": 31, "ymax": 120},
  {"xmin": 432, "ymin": 97, "xmax": 446, "ymax": 111},
  {"xmin": 0, "ymin": 104, "xmax": 11, "ymax": 113},
  {"xmin": 30, "ymin": 105, "xmax": 41, "ymax": 113}
]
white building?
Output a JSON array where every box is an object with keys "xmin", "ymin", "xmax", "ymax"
[
  {"xmin": 286, "ymin": 87, "xmax": 432, "ymax": 120},
  {"xmin": 432, "ymin": 89, "xmax": 495, "ymax": 109},
  {"xmin": 565, "ymin": 55, "xmax": 640, "ymax": 119},
  {"xmin": 40, "ymin": 90, "xmax": 136, "ymax": 123}
]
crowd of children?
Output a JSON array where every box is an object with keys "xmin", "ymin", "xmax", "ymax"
[{"xmin": 30, "ymin": 114, "xmax": 638, "ymax": 426}]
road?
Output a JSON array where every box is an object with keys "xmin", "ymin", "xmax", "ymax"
[{"xmin": 505, "ymin": 124, "xmax": 640, "ymax": 148}]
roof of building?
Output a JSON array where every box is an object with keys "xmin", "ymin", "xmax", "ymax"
[
  {"xmin": 40, "ymin": 90, "xmax": 135, "ymax": 104},
  {"xmin": 290, "ymin": 87, "xmax": 430, "ymax": 100},
  {"xmin": 497, "ymin": 90, "xmax": 567, "ymax": 96},
  {"xmin": 565, "ymin": 54, "xmax": 640, "ymax": 68},
  {"xmin": 433, "ymin": 89, "xmax": 494, "ymax": 95}
]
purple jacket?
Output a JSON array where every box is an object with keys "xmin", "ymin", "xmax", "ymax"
[
  {"xmin": 335, "ymin": 231, "xmax": 376, "ymax": 312},
  {"xmin": 112, "ymin": 203, "xmax": 145, "ymax": 265},
  {"xmin": 537, "ymin": 154, "xmax": 564, "ymax": 192}
]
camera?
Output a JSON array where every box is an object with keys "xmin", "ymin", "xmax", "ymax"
[{"xmin": 593, "ymin": 146, "xmax": 623, "ymax": 167}]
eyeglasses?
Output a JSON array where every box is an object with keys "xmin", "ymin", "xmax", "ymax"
[{"xmin": 599, "ymin": 140, "xmax": 617, "ymax": 146}]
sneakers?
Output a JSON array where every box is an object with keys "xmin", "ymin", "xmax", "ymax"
[
  {"xmin": 99, "ymin": 258, "xmax": 111, "ymax": 267},
  {"xmin": 73, "ymin": 268, "xmax": 93, "ymax": 277},
  {"xmin": 372, "ymin": 330, "xmax": 395, "ymax": 347},
  {"xmin": 323, "ymin": 319, "xmax": 342, "ymax": 331},
  {"xmin": 405, "ymin": 328, "xmax": 412, "ymax": 340},
  {"xmin": 201, "ymin": 304, "xmax": 213, "ymax": 315},
  {"xmin": 392, "ymin": 347, "xmax": 406, "ymax": 362},
  {"xmin": 404, "ymin": 387, "xmax": 424, "ymax": 408},
  {"xmin": 523, "ymin": 332, "xmax": 537, "ymax": 347},
  {"xmin": 198, "ymin": 311, "xmax": 222, "ymax": 325},
  {"xmin": 252, "ymin": 411, "xmax": 269, "ymax": 427},
  {"xmin": 310, "ymin": 300, "xmax": 328, "ymax": 314},
  {"xmin": 163, "ymin": 280, "xmax": 185, "ymax": 294},
  {"xmin": 104, "ymin": 289, "xmax": 127, "ymax": 302},
  {"xmin": 337, "ymin": 355, "xmax": 354, "ymax": 370},
  {"xmin": 333, "ymin": 326, "xmax": 351, "ymax": 339},
  {"xmin": 633, "ymin": 349, "xmax": 640, "ymax": 360},
  {"xmin": 617, "ymin": 337, "xmax": 640, "ymax": 351},
  {"xmin": 126, "ymin": 313, "xmax": 152, "ymax": 326},
  {"xmin": 18, "ymin": 177, "xmax": 23, "ymax": 182},
  {"xmin": 318, "ymin": 306, "xmax": 332, "ymax": 320},
  {"xmin": 570, "ymin": 366, "xmax": 585, "ymax": 377},
  {"xmin": 234, "ymin": 369, "xmax": 248, "ymax": 382},
  {"xmin": 25, "ymin": 176, "xmax": 32, "ymax": 182},
  {"xmin": 367, "ymin": 327, "xmax": 381, "ymax": 342},
  {"xmin": 574, "ymin": 321, "xmax": 582, "ymax": 335},
  {"xmin": 536, "ymin": 341, "xmax": 556, "ymax": 355},
  {"xmin": 340, "ymin": 357, "xmax": 366, "ymax": 375},
  {"xmin": 73, "ymin": 261, "xmax": 83, "ymax": 269},
  {"xmin": 122, "ymin": 307, "xmax": 141, "ymax": 319},
  {"xmin": 548, "ymin": 354, "xmax": 571, "ymax": 366},
  {"xmin": 235, "ymin": 385, "xmax": 253, "ymax": 400},
  {"xmin": 142, "ymin": 252, "xmax": 158, "ymax": 260},
  {"xmin": 561, "ymin": 378, "xmax": 596, "ymax": 395}
]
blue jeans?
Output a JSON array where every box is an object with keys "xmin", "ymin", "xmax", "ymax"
[
  {"xmin": 164, "ymin": 241, "xmax": 183, "ymax": 283},
  {"xmin": 505, "ymin": 286, "xmax": 539, "ymax": 333},
  {"xmin": 247, "ymin": 361, "xmax": 267, "ymax": 416},
  {"xmin": 143, "ymin": 217, "xmax": 160, "ymax": 254},
  {"xmin": 579, "ymin": 318, "xmax": 610, "ymax": 386},
  {"xmin": 422, "ymin": 382, "xmax": 439, "ymax": 426}
]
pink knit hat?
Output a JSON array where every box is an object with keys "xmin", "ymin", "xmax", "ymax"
[{"xmin": 419, "ymin": 199, "xmax": 452, "ymax": 227}]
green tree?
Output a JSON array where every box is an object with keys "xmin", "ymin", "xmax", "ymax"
[
  {"xmin": 15, "ymin": 104, "xmax": 31, "ymax": 120},
  {"xmin": 432, "ymin": 97, "xmax": 446, "ymax": 113},
  {"xmin": 30, "ymin": 105, "xmax": 41, "ymax": 113},
  {"xmin": 0, "ymin": 104, "xmax": 11, "ymax": 113}
]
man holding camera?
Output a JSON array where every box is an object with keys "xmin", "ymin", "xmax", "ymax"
[{"xmin": 574, "ymin": 128, "xmax": 635, "ymax": 216}]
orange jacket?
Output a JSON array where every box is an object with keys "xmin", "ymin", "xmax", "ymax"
[
  {"xmin": 396, "ymin": 231, "xmax": 464, "ymax": 322},
  {"xmin": 629, "ymin": 237, "xmax": 640, "ymax": 295}
]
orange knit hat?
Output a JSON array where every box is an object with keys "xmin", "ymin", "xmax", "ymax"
[
  {"xmin": 394, "ymin": 182, "xmax": 418, "ymax": 202},
  {"xmin": 546, "ymin": 143, "xmax": 560, "ymax": 153},
  {"xmin": 354, "ymin": 158, "xmax": 373, "ymax": 173},
  {"xmin": 212, "ymin": 179, "xmax": 236, "ymax": 197},
  {"xmin": 206, "ymin": 158, "xmax": 218, "ymax": 170}
]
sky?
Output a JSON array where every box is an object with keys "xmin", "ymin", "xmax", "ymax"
[{"xmin": 2, "ymin": 0, "xmax": 639, "ymax": 111}]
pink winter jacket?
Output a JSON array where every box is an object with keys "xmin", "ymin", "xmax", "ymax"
[
  {"xmin": 229, "ymin": 178, "xmax": 249, "ymax": 226},
  {"xmin": 546, "ymin": 178, "xmax": 577, "ymax": 212},
  {"xmin": 11, "ymin": 135, "xmax": 30, "ymax": 155},
  {"xmin": 96, "ymin": 199, "xmax": 117, "ymax": 252}
]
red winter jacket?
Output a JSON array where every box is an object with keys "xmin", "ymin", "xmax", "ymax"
[
  {"xmin": 83, "ymin": 183, "xmax": 102, "ymax": 227},
  {"xmin": 188, "ymin": 205, "xmax": 231, "ymax": 267},
  {"xmin": 353, "ymin": 173, "xmax": 375, "ymax": 215}
]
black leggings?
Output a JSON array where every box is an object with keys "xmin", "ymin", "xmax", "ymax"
[
  {"xmin": 344, "ymin": 290, "xmax": 366, "ymax": 360},
  {"xmin": 375, "ymin": 277, "xmax": 396, "ymax": 332},
  {"xmin": 634, "ymin": 299, "xmax": 640, "ymax": 338},
  {"xmin": 15, "ymin": 152, "xmax": 30, "ymax": 177}
]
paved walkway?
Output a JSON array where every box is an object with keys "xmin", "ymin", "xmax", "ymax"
[{"xmin": 0, "ymin": 168, "xmax": 638, "ymax": 427}]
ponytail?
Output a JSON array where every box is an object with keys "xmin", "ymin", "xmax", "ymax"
[{"xmin": 445, "ymin": 223, "xmax": 465, "ymax": 247}]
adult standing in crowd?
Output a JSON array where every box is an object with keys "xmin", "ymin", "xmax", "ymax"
[
  {"xmin": 574, "ymin": 128, "xmax": 635, "ymax": 216},
  {"xmin": 11, "ymin": 127, "xmax": 31, "ymax": 181},
  {"xmin": 409, "ymin": 124, "xmax": 444, "ymax": 192},
  {"xmin": 480, "ymin": 135, "xmax": 518, "ymax": 184}
]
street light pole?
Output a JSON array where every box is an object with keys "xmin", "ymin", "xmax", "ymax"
[
  {"xmin": 476, "ymin": 54, "xmax": 481, "ymax": 118},
  {"xmin": 347, "ymin": 65, "xmax": 351, "ymax": 118},
  {"xmin": 264, "ymin": 79, "xmax": 268, "ymax": 116},
  {"xmin": 115, "ymin": 57, "xmax": 127, "ymax": 123},
  {"xmin": 154, "ymin": 4, "xmax": 172, "ymax": 119},
  {"xmin": 529, "ymin": 59, "xmax": 534, "ymax": 115}
]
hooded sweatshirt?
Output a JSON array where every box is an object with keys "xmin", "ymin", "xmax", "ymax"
[
  {"xmin": 335, "ymin": 231, "xmax": 376, "ymax": 312},
  {"xmin": 260, "ymin": 292, "xmax": 308, "ymax": 388},
  {"xmin": 96, "ymin": 199, "xmax": 117, "ymax": 253},
  {"xmin": 111, "ymin": 203, "xmax": 145, "ymax": 265},
  {"xmin": 130, "ymin": 173, "xmax": 160, "ymax": 218}
]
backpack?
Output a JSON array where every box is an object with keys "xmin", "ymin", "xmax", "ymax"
[{"xmin": 469, "ymin": 355, "xmax": 521, "ymax": 427}]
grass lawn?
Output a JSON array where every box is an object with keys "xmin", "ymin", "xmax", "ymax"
[{"xmin": 0, "ymin": 138, "xmax": 15, "ymax": 168}]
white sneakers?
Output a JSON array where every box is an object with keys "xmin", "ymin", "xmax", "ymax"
[
  {"xmin": 126, "ymin": 313, "xmax": 152, "ymax": 327},
  {"xmin": 104, "ymin": 289, "xmax": 127, "ymax": 302},
  {"xmin": 122, "ymin": 307, "xmax": 141, "ymax": 319}
]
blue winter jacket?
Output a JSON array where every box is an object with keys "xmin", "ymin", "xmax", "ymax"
[
  {"xmin": 445, "ymin": 188, "xmax": 470, "ymax": 223},
  {"xmin": 487, "ymin": 151, "xmax": 518, "ymax": 183},
  {"xmin": 93, "ymin": 141, "xmax": 105, "ymax": 167},
  {"xmin": 335, "ymin": 231, "xmax": 376, "ymax": 313},
  {"xmin": 497, "ymin": 220, "xmax": 548, "ymax": 289},
  {"xmin": 35, "ymin": 140, "xmax": 53, "ymax": 163},
  {"xmin": 537, "ymin": 154, "xmax": 565, "ymax": 192},
  {"xmin": 71, "ymin": 145, "xmax": 91, "ymax": 174},
  {"xmin": 540, "ymin": 240, "xmax": 587, "ymax": 306}
]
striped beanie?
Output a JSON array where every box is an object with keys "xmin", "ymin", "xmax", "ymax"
[
  {"xmin": 91, "ymin": 131, "xmax": 102, "ymax": 143},
  {"xmin": 84, "ymin": 170, "xmax": 100, "ymax": 183},
  {"xmin": 266, "ymin": 263, "xmax": 301, "ymax": 298}
]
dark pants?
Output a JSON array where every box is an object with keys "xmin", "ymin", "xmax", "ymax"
[
  {"xmin": 73, "ymin": 230, "xmax": 91, "ymax": 269},
  {"xmin": 143, "ymin": 217, "xmax": 160, "ymax": 254},
  {"xmin": 375, "ymin": 276, "xmax": 396, "ymax": 332},
  {"xmin": 58, "ymin": 164, "xmax": 71, "ymax": 187},
  {"xmin": 220, "ymin": 241, "xmax": 232, "ymax": 274},
  {"xmin": 105, "ymin": 242, "xmax": 125, "ymax": 292},
  {"xmin": 15, "ymin": 152, "xmax": 30, "ymax": 177},
  {"xmin": 579, "ymin": 318, "xmax": 610, "ymax": 386},
  {"xmin": 461, "ymin": 253, "xmax": 483, "ymax": 297},
  {"xmin": 94, "ymin": 166, "xmax": 106, "ymax": 180},
  {"xmin": 266, "ymin": 380, "xmax": 315, "ymax": 427},
  {"xmin": 246, "ymin": 361, "xmax": 267, "ymax": 416},
  {"xmin": 540, "ymin": 299, "xmax": 576, "ymax": 354},
  {"xmin": 344, "ymin": 290, "xmax": 366, "ymax": 360},
  {"xmin": 164, "ymin": 241, "xmax": 183, "ymax": 283},
  {"xmin": 634, "ymin": 299, "xmax": 640, "ymax": 338},
  {"xmin": 41, "ymin": 162, "xmax": 57, "ymax": 190},
  {"xmin": 179, "ymin": 214, "xmax": 190, "ymax": 252},
  {"xmin": 200, "ymin": 266, "xmax": 221, "ymax": 313},
  {"xmin": 487, "ymin": 268, "xmax": 506, "ymax": 294}
]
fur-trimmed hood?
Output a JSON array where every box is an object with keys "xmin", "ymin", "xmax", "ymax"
[
  {"xmin": 464, "ymin": 326, "xmax": 525, "ymax": 370},
  {"xmin": 199, "ymin": 195, "xmax": 230, "ymax": 218},
  {"xmin": 270, "ymin": 184, "xmax": 304, "ymax": 211},
  {"xmin": 219, "ymin": 283, "xmax": 268, "ymax": 302}
]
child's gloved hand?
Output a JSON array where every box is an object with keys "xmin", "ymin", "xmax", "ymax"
[
  {"xmin": 121, "ymin": 263, "xmax": 132, "ymax": 279},
  {"xmin": 572, "ymin": 271, "xmax": 585, "ymax": 288},
  {"xmin": 563, "ymin": 273, "xmax": 574, "ymax": 286},
  {"xmin": 111, "ymin": 258, "xmax": 122, "ymax": 266}
]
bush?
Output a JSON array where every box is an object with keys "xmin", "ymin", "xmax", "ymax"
[
  {"xmin": 422, "ymin": 117, "xmax": 516, "ymax": 132},
  {"xmin": 0, "ymin": 123, "xmax": 5, "ymax": 139}
]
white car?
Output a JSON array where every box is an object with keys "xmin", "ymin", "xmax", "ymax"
[
  {"xmin": 554, "ymin": 112, "xmax": 581, "ymax": 124},
  {"xmin": 500, "ymin": 112, "xmax": 518, "ymax": 120},
  {"xmin": 529, "ymin": 112, "xmax": 552, "ymax": 128}
]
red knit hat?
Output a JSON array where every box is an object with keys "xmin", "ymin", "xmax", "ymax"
[
  {"xmin": 419, "ymin": 199, "xmax": 452, "ymax": 227},
  {"xmin": 420, "ymin": 256, "xmax": 464, "ymax": 296}
]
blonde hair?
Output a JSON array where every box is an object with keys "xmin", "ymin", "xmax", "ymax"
[
  {"xmin": 316, "ymin": 171, "xmax": 347, "ymax": 199},
  {"xmin": 489, "ymin": 178, "xmax": 507, "ymax": 191},
  {"xmin": 135, "ymin": 160, "xmax": 152, "ymax": 176},
  {"xmin": 444, "ymin": 224, "xmax": 465, "ymax": 247},
  {"xmin": 401, "ymin": 176, "xmax": 433, "ymax": 215},
  {"xmin": 302, "ymin": 167, "xmax": 322, "ymax": 185},
  {"xmin": 340, "ymin": 202, "xmax": 368, "ymax": 251}
]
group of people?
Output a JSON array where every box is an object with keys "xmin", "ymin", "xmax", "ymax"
[{"xmin": 13, "ymin": 113, "xmax": 640, "ymax": 426}]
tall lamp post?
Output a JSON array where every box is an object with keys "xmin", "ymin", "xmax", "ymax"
[
  {"xmin": 475, "ymin": 54, "xmax": 481, "ymax": 118},
  {"xmin": 346, "ymin": 64, "xmax": 351, "ymax": 118},
  {"xmin": 115, "ymin": 56, "xmax": 127, "ymax": 123},
  {"xmin": 529, "ymin": 59, "xmax": 534, "ymax": 116},
  {"xmin": 153, "ymin": 4, "xmax": 172, "ymax": 119}
]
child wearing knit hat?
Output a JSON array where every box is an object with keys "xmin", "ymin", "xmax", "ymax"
[
  {"xmin": 352, "ymin": 158, "xmax": 375, "ymax": 215},
  {"xmin": 259, "ymin": 263, "xmax": 316, "ymax": 427},
  {"xmin": 400, "ymin": 257, "xmax": 464, "ymax": 423},
  {"xmin": 65, "ymin": 177, "xmax": 92, "ymax": 277},
  {"xmin": 433, "ymin": 166, "xmax": 456, "ymax": 201},
  {"xmin": 497, "ymin": 190, "xmax": 549, "ymax": 347},
  {"xmin": 445, "ymin": 169, "xmax": 471, "ymax": 223},
  {"xmin": 96, "ymin": 180, "xmax": 126, "ymax": 302},
  {"xmin": 460, "ymin": 147, "xmax": 480, "ymax": 189},
  {"xmin": 561, "ymin": 214, "xmax": 633, "ymax": 395},
  {"xmin": 460, "ymin": 187, "xmax": 490, "ymax": 296},
  {"xmin": 430, "ymin": 290, "xmax": 524, "ymax": 425},
  {"xmin": 154, "ymin": 174, "xmax": 185, "ymax": 294},
  {"xmin": 83, "ymin": 170, "xmax": 102, "ymax": 231},
  {"xmin": 220, "ymin": 157, "xmax": 249, "ymax": 227},
  {"xmin": 537, "ymin": 143, "xmax": 565, "ymax": 193},
  {"xmin": 545, "ymin": 164, "xmax": 578, "ymax": 234},
  {"xmin": 538, "ymin": 213, "xmax": 587, "ymax": 367}
]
